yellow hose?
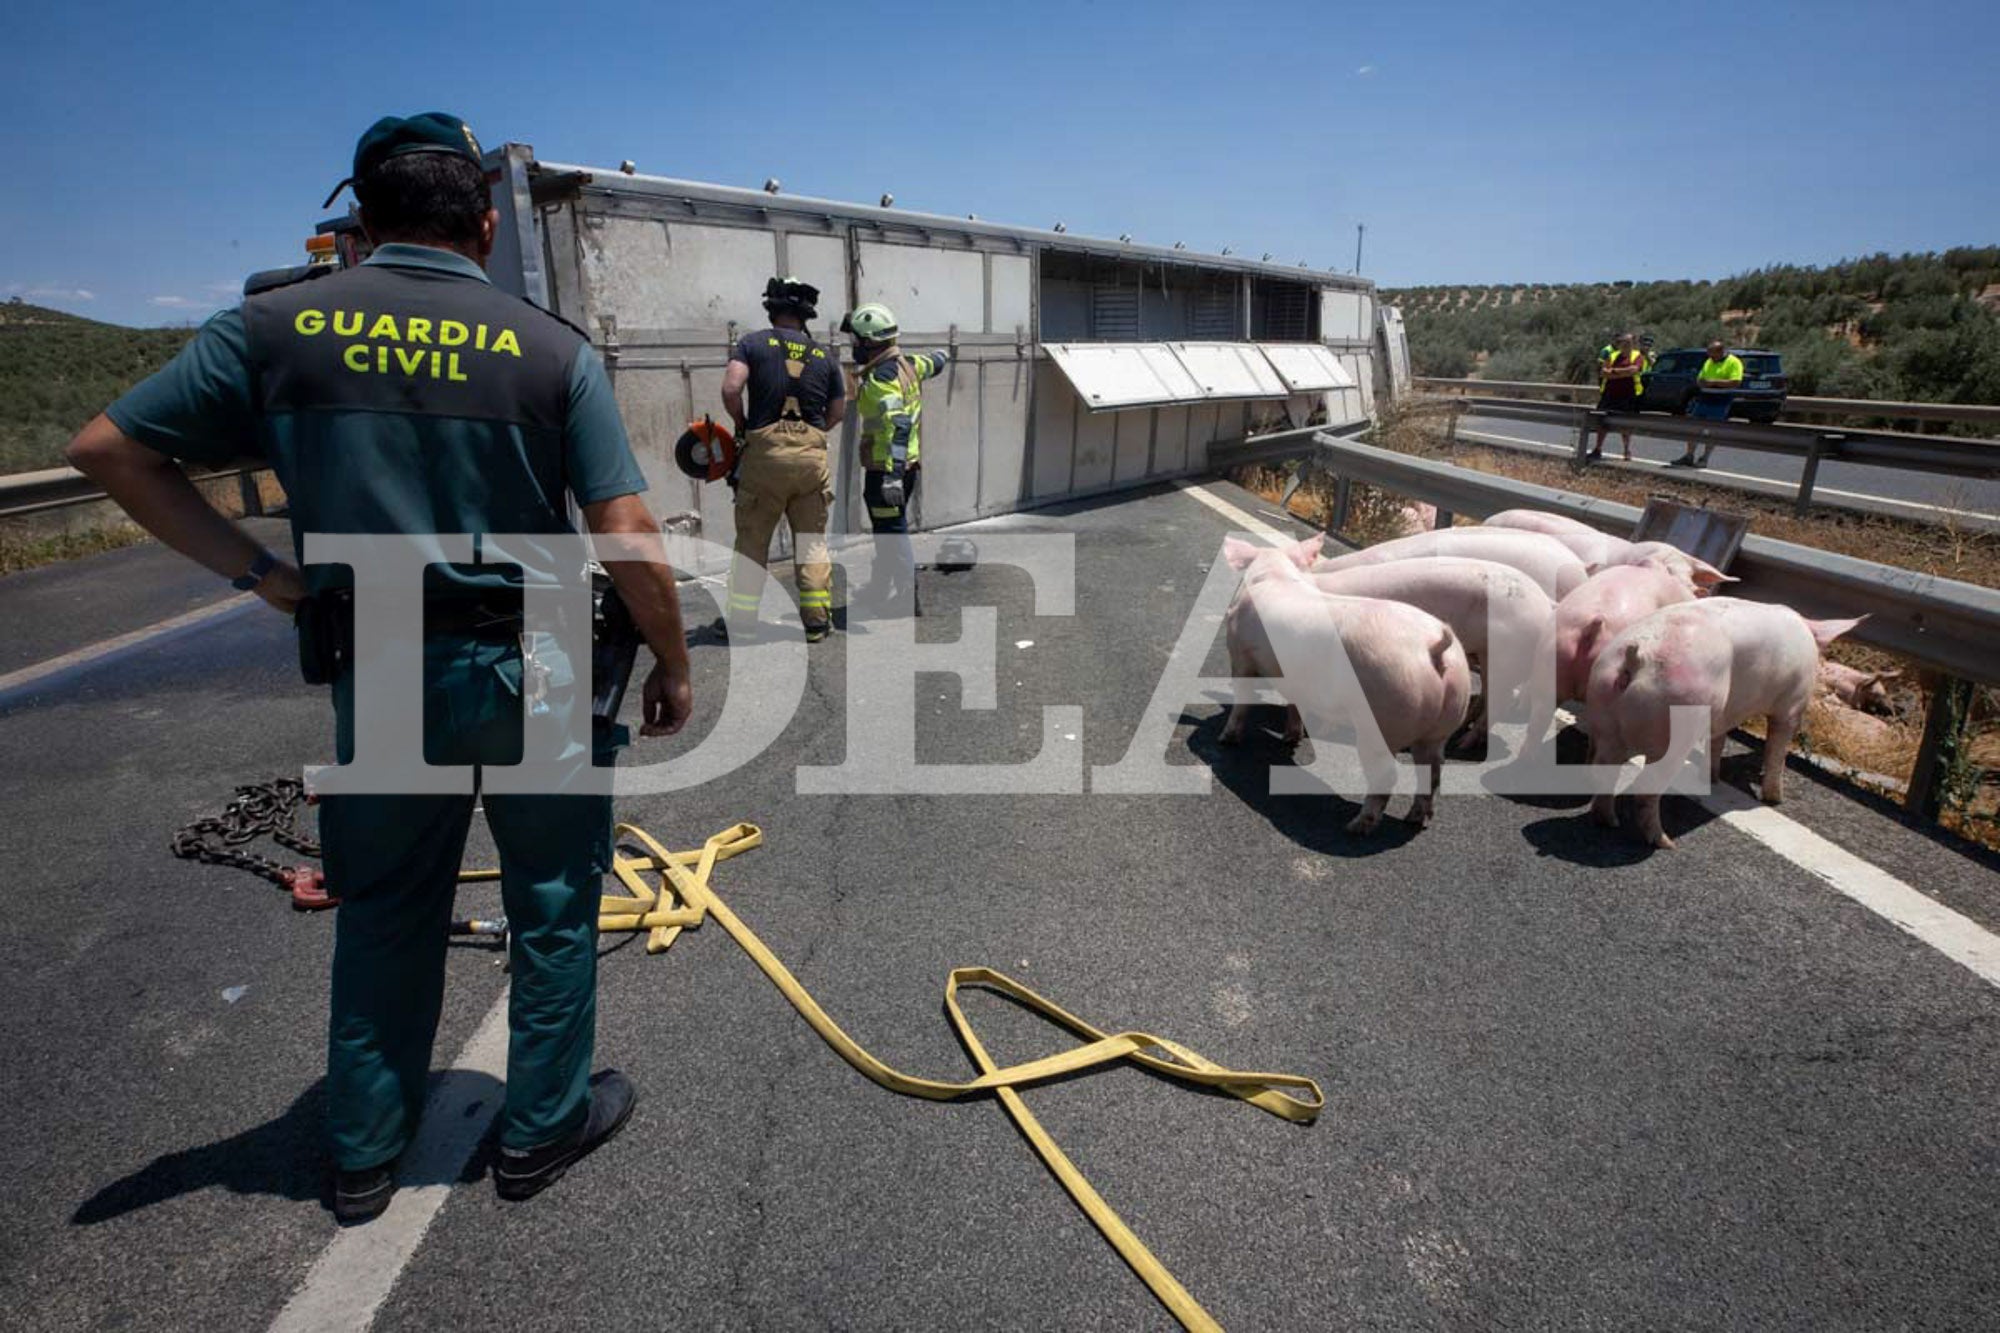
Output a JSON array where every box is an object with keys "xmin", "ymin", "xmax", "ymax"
[{"xmin": 602, "ymin": 821, "xmax": 1323, "ymax": 1331}]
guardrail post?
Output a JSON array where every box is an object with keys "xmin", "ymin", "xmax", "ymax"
[
  {"xmin": 1332, "ymin": 475, "xmax": 1352, "ymax": 533},
  {"xmin": 1446, "ymin": 402, "xmax": 1462, "ymax": 445},
  {"xmin": 1433, "ymin": 505, "xmax": 1454, "ymax": 530},
  {"xmin": 1906, "ymin": 676, "xmax": 1973, "ymax": 820},
  {"xmin": 236, "ymin": 471, "xmax": 264, "ymax": 519},
  {"xmin": 1794, "ymin": 432, "xmax": 1840, "ymax": 517},
  {"xmin": 1571, "ymin": 412, "xmax": 1597, "ymax": 469}
]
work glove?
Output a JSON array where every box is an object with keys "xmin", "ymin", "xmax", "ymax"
[{"xmin": 878, "ymin": 471, "xmax": 905, "ymax": 510}]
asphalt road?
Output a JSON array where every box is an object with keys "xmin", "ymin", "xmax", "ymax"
[
  {"xmin": 2, "ymin": 483, "xmax": 1997, "ymax": 1331},
  {"xmin": 1458, "ymin": 412, "xmax": 2000, "ymax": 527}
]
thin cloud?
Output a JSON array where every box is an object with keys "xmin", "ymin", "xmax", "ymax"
[
  {"xmin": 1356, "ymin": 64, "xmax": 1376, "ymax": 76},
  {"xmin": 149, "ymin": 294, "xmax": 214, "ymax": 309},
  {"xmin": 6, "ymin": 284, "xmax": 97, "ymax": 301}
]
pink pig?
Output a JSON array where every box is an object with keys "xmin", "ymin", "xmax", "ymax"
[
  {"xmin": 1482, "ymin": 510, "xmax": 1731, "ymax": 595},
  {"xmin": 1313, "ymin": 528, "xmax": 1589, "ymax": 599},
  {"xmin": 1221, "ymin": 535, "xmax": 1471, "ymax": 834},
  {"xmin": 1524, "ymin": 565, "xmax": 1697, "ymax": 746},
  {"xmin": 1816, "ymin": 660, "xmax": 1899, "ymax": 715},
  {"xmin": 1583, "ymin": 598, "xmax": 1863, "ymax": 848},
  {"xmin": 1311, "ymin": 557, "xmax": 1555, "ymax": 745}
]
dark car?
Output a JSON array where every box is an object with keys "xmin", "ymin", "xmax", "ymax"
[{"xmin": 1640, "ymin": 347, "xmax": 1788, "ymax": 424}]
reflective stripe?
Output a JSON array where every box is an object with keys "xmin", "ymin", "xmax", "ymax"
[
  {"xmin": 798, "ymin": 590, "xmax": 832, "ymax": 606},
  {"xmin": 869, "ymin": 505, "xmax": 901, "ymax": 518},
  {"xmin": 727, "ymin": 593, "xmax": 760, "ymax": 610}
]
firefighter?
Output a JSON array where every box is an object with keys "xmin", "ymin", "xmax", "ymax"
[
  {"xmin": 719, "ymin": 277, "xmax": 846, "ymax": 641},
  {"xmin": 63, "ymin": 113, "xmax": 695, "ymax": 1221},
  {"xmin": 842, "ymin": 303, "xmax": 949, "ymax": 617}
]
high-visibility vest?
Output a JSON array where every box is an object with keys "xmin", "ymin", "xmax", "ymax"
[{"xmin": 1605, "ymin": 348, "xmax": 1645, "ymax": 396}]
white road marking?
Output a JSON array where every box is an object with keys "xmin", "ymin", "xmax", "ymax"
[
  {"xmin": 1457, "ymin": 427, "xmax": 2000, "ymax": 527},
  {"xmin": 268, "ymin": 994, "xmax": 511, "ymax": 1333},
  {"xmin": 0, "ymin": 594, "xmax": 257, "ymax": 697},
  {"xmin": 1543, "ymin": 707, "xmax": 2000, "ymax": 991},
  {"xmin": 1177, "ymin": 483, "xmax": 2000, "ymax": 994},
  {"xmin": 1697, "ymin": 784, "xmax": 2000, "ymax": 988},
  {"xmin": 1172, "ymin": 479, "xmax": 1294, "ymax": 539}
]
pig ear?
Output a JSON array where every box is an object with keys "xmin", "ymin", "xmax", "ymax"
[
  {"xmin": 1807, "ymin": 614, "xmax": 1867, "ymax": 649},
  {"xmin": 1221, "ymin": 536, "xmax": 1260, "ymax": 571},
  {"xmin": 1292, "ymin": 532, "xmax": 1327, "ymax": 567},
  {"xmin": 1687, "ymin": 556, "xmax": 1734, "ymax": 589},
  {"xmin": 1874, "ymin": 670, "xmax": 1903, "ymax": 683}
]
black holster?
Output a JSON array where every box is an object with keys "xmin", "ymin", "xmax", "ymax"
[{"xmin": 295, "ymin": 589, "xmax": 353, "ymax": 685}]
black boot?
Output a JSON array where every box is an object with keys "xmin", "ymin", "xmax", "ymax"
[
  {"xmin": 494, "ymin": 1070, "xmax": 637, "ymax": 1202},
  {"xmin": 333, "ymin": 1161, "xmax": 398, "ymax": 1224}
]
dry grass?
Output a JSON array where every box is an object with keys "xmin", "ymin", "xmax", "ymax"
[
  {"xmin": 1227, "ymin": 407, "xmax": 2000, "ymax": 847},
  {"xmin": 0, "ymin": 522, "xmax": 149, "ymax": 575}
]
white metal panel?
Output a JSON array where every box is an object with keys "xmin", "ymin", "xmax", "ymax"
[
  {"xmin": 1044, "ymin": 342, "xmax": 1203, "ymax": 411},
  {"xmin": 1321, "ymin": 289, "xmax": 1366, "ymax": 342},
  {"xmin": 1072, "ymin": 402, "xmax": 1117, "ymax": 491},
  {"xmin": 1379, "ymin": 305, "xmax": 1412, "ymax": 396},
  {"xmin": 1258, "ymin": 342, "xmax": 1356, "ymax": 392},
  {"xmin": 1112, "ymin": 409, "xmax": 1151, "ymax": 483},
  {"xmin": 978, "ymin": 359, "xmax": 1032, "ymax": 513},
  {"xmin": 1169, "ymin": 342, "xmax": 1289, "ymax": 400},
  {"xmin": 915, "ymin": 356, "xmax": 980, "ymax": 527},
  {"xmin": 785, "ymin": 233, "xmax": 847, "ymax": 326},
  {"xmin": 990, "ymin": 254, "xmax": 1032, "ymax": 335},
  {"xmin": 1030, "ymin": 361, "xmax": 1077, "ymax": 498},
  {"xmin": 1185, "ymin": 402, "xmax": 1222, "ymax": 473},
  {"xmin": 857, "ymin": 241, "xmax": 984, "ymax": 335},
  {"xmin": 580, "ymin": 218, "xmax": 777, "ymax": 330},
  {"xmin": 1151, "ymin": 405, "xmax": 1191, "ymax": 475}
]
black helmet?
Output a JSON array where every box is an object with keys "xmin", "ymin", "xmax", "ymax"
[{"xmin": 762, "ymin": 275, "xmax": 819, "ymax": 320}]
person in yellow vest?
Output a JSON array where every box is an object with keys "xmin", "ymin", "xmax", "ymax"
[
  {"xmin": 1589, "ymin": 332, "xmax": 1645, "ymax": 461},
  {"xmin": 1671, "ymin": 339, "xmax": 1743, "ymax": 468},
  {"xmin": 842, "ymin": 302, "xmax": 949, "ymax": 617}
]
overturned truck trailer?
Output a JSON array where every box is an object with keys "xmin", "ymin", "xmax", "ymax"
[{"xmin": 471, "ymin": 143, "xmax": 1406, "ymax": 553}]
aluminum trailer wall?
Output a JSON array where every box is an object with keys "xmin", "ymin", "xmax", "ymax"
[{"xmin": 485, "ymin": 145, "xmax": 1400, "ymax": 557}]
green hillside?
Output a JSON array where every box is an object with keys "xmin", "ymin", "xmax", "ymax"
[
  {"xmin": 0, "ymin": 299, "xmax": 195, "ymax": 474},
  {"xmin": 1384, "ymin": 248, "xmax": 2000, "ymax": 406}
]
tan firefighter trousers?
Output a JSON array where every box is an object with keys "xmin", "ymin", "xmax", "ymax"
[{"xmin": 729, "ymin": 423, "xmax": 833, "ymax": 631}]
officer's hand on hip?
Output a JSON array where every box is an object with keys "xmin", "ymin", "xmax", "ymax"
[
  {"xmin": 256, "ymin": 561, "xmax": 307, "ymax": 615},
  {"xmin": 641, "ymin": 658, "xmax": 693, "ymax": 737}
]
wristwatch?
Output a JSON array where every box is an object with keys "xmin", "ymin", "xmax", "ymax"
[{"xmin": 231, "ymin": 549, "xmax": 279, "ymax": 591}]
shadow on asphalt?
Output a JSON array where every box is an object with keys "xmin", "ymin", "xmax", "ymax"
[
  {"xmin": 1179, "ymin": 707, "xmax": 1425, "ymax": 857},
  {"xmin": 70, "ymin": 1071, "xmax": 503, "ymax": 1225},
  {"xmin": 1521, "ymin": 791, "xmax": 1723, "ymax": 866}
]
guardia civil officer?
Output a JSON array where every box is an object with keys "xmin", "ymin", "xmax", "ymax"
[
  {"xmin": 842, "ymin": 303, "xmax": 949, "ymax": 616},
  {"xmin": 65, "ymin": 113, "xmax": 694, "ymax": 1222},
  {"xmin": 718, "ymin": 277, "xmax": 846, "ymax": 641}
]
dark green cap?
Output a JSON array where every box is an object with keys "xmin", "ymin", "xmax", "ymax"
[{"xmin": 322, "ymin": 112, "xmax": 484, "ymax": 208}]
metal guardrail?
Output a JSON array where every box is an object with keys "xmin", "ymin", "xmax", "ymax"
[
  {"xmin": 1432, "ymin": 395, "xmax": 2000, "ymax": 517},
  {"xmin": 1415, "ymin": 376, "xmax": 2000, "ymax": 428},
  {"xmin": 0, "ymin": 463, "xmax": 269, "ymax": 520},
  {"xmin": 1244, "ymin": 431, "xmax": 1999, "ymax": 818}
]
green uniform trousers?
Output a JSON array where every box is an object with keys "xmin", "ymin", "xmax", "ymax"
[{"xmin": 321, "ymin": 634, "xmax": 613, "ymax": 1170}]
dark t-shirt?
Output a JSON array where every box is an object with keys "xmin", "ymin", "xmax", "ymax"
[{"xmin": 730, "ymin": 326, "xmax": 845, "ymax": 430}]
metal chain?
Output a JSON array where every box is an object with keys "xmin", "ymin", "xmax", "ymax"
[{"xmin": 169, "ymin": 778, "xmax": 320, "ymax": 889}]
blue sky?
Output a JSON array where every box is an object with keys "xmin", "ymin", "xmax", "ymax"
[{"xmin": 4, "ymin": 0, "xmax": 1994, "ymax": 327}]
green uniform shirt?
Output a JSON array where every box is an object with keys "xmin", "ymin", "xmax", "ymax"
[{"xmin": 107, "ymin": 243, "xmax": 645, "ymax": 597}]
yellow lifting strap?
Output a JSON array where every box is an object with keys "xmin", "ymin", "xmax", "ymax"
[{"xmin": 598, "ymin": 821, "xmax": 1324, "ymax": 1332}]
